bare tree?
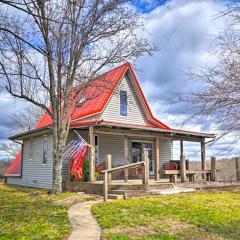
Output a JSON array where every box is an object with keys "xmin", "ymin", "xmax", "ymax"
[
  {"xmin": 0, "ymin": 141, "xmax": 20, "ymax": 158},
  {"xmin": 0, "ymin": 0, "xmax": 154, "ymax": 193},
  {"xmin": 189, "ymin": 4, "xmax": 240, "ymax": 136},
  {"xmin": 0, "ymin": 103, "xmax": 43, "ymax": 160},
  {"xmin": 11, "ymin": 104, "xmax": 45, "ymax": 132}
]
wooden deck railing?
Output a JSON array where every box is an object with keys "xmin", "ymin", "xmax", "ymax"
[{"xmin": 101, "ymin": 154, "xmax": 149, "ymax": 201}]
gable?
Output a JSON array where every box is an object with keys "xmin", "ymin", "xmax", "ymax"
[
  {"xmin": 99, "ymin": 73, "xmax": 154, "ymax": 126},
  {"xmin": 22, "ymin": 63, "xmax": 170, "ymax": 130}
]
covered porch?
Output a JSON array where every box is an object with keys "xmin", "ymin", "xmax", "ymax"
[{"xmin": 67, "ymin": 122, "xmax": 216, "ymax": 196}]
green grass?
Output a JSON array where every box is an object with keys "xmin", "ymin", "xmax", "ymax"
[
  {"xmin": 92, "ymin": 191, "xmax": 240, "ymax": 240},
  {"xmin": 0, "ymin": 184, "xmax": 75, "ymax": 240}
]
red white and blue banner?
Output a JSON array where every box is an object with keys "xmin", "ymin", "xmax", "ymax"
[{"xmin": 62, "ymin": 130, "xmax": 90, "ymax": 180}]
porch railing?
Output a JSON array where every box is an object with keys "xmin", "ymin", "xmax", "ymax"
[{"xmin": 101, "ymin": 154, "xmax": 149, "ymax": 201}]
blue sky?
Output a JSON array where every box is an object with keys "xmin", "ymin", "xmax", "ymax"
[
  {"xmin": 131, "ymin": 0, "xmax": 169, "ymax": 13},
  {"xmin": 129, "ymin": 0, "xmax": 239, "ymax": 159},
  {"xmin": 131, "ymin": 0, "xmax": 232, "ymax": 13},
  {"xmin": 0, "ymin": 0, "xmax": 239, "ymax": 161}
]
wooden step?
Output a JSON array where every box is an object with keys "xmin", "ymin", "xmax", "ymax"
[
  {"xmin": 108, "ymin": 189, "xmax": 151, "ymax": 199},
  {"xmin": 107, "ymin": 194, "xmax": 124, "ymax": 200},
  {"xmin": 109, "ymin": 189, "xmax": 147, "ymax": 195},
  {"xmin": 109, "ymin": 184, "xmax": 147, "ymax": 191},
  {"xmin": 148, "ymin": 183, "xmax": 175, "ymax": 191}
]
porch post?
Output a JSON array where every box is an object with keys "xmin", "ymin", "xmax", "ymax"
[
  {"xmin": 124, "ymin": 137, "xmax": 129, "ymax": 182},
  {"xmin": 89, "ymin": 126, "xmax": 96, "ymax": 183},
  {"xmin": 235, "ymin": 157, "xmax": 240, "ymax": 181},
  {"xmin": 143, "ymin": 153, "xmax": 149, "ymax": 185},
  {"xmin": 105, "ymin": 155, "xmax": 112, "ymax": 183},
  {"xmin": 154, "ymin": 137, "xmax": 160, "ymax": 181},
  {"xmin": 180, "ymin": 140, "xmax": 186, "ymax": 183},
  {"xmin": 211, "ymin": 156, "xmax": 217, "ymax": 181},
  {"xmin": 201, "ymin": 139, "xmax": 206, "ymax": 179}
]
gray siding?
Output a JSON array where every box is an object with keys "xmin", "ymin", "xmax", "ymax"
[
  {"xmin": 98, "ymin": 135, "xmax": 172, "ymax": 170},
  {"xmin": 7, "ymin": 132, "xmax": 173, "ymax": 188},
  {"xmin": 159, "ymin": 138, "xmax": 173, "ymax": 169},
  {"xmin": 7, "ymin": 134, "xmax": 53, "ymax": 189},
  {"xmin": 100, "ymin": 76, "xmax": 150, "ymax": 125},
  {"xmin": 98, "ymin": 134, "xmax": 125, "ymax": 167}
]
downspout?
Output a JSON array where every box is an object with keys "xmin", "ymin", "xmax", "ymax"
[{"xmin": 9, "ymin": 139, "xmax": 23, "ymax": 178}]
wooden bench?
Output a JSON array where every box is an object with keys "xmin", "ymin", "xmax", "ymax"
[{"xmin": 168, "ymin": 172, "xmax": 197, "ymax": 182}]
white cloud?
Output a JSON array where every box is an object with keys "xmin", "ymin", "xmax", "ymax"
[
  {"xmin": 0, "ymin": 92, "xmax": 24, "ymax": 139},
  {"xmin": 134, "ymin": 0, "xmax": 240, "ymax": 160},
  {"xmin": 137, "ymin": 0, "xmax": 225, "ymax": 98},
  {"xmin": 0, "ymin": 0, "xmax": 238, "ymax": 161}
]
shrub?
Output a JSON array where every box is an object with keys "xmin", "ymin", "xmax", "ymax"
[{"xmin": 81, "ymin": 159, "xmax": 90, "ymax": 182}]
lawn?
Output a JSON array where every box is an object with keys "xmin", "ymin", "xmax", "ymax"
[
  {"xmin": 92, "ymin": 191, "xmax": 240, "ymax": 240},
  {"xmin": 0, "ymin": 184, "xmax": 76, "ymax": 240}
]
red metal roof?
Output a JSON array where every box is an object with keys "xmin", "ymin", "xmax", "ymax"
[
  {"xmin": 35, "ymin": 63, "xmax": 170, "ymax": 129},
  {"xmin": 6, "ymin": 63, "xmax": 171, "ymax": 176},
  {"xmin": 4, "ymin": 151, "xmax": 22, "ymax": 177},
  {"xmin": 35, "ymin": 63, "xmax": 130, "ymax": 128}
]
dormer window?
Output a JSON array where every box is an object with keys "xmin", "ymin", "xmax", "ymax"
[
  {"xmin": 78, "ymin": 96, "xmax": 86, "ymax": 106},
  {"xmin": 120, "ymin": 90, "xmax": 127, "ymax": 116}
]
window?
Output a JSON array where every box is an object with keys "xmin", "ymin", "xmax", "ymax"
[
  {"xmin": 29, "ymin": 138, "xmax": 34, "ymax": 160},
  {"xmin": 120, "ymin": 90, "xmax": 127, "ymax": 116},
  {"xmin": 42, "ymin": 136, "xmax": 48, "ymax": 164},
  {"xmin": 78, "ymin": 96, "xmax": 86, "ymax": 106},
  {"xmin": 95, "ymin": 135, "xmax": 99, "ymax": 165}
]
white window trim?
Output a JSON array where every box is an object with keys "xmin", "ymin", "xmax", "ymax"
[{"xmin": 119, "ymin": 90, "xmax": 128, "ymax": 117}]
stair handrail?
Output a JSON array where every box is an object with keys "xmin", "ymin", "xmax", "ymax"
[
  {"xmin": 101, "ymin": 161, "xmax": 145, "ymax": 174},
  {"xmin": 101, "ymin": 154, "xmax": 149, "ymax": 201}
]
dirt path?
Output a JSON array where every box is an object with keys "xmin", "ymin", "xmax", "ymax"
[{"xmin": 68, "ymin": 200, "xmax": 101, "ymax": 240}]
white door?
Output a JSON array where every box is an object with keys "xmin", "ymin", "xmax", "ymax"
[{"xmin": 142, "ymin": 142, "xmax": 154, "ymax": 176}]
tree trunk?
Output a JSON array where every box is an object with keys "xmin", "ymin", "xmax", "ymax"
[
  {"xmin": 52, "ymin": 119, "xmax": 63, "ymax": 194},
  {"xmin": 52, "ymin": 150, "xmax": 62, "ymax": 194}
]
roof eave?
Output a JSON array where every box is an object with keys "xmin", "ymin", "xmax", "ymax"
[
  {"xmin": 9, "ymin": 126, "xmax": 52, "ymax": 140},
  {"xmin": 71, "ymin": 120, "xmax": 215, "ymax": 139},
  {"xmin": 4, "ymin": 174, "xmax": 21, "ymax": 177}
]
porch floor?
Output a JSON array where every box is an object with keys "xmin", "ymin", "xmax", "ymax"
[
  {"xmin": 93, "ymin": 178, "xmax": 171, "ymax": 185},
  {"xmin": 66, "ymin": 178, "xmax": 240, "ymax": 195}
]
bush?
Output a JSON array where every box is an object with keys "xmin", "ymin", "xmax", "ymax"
[
  {"xmin": 81, "ymin": 159, "xmax": 90, "ymax": 182},
  {"xmin": 71, "ymin": 159, "xmax": 103, "ymax": 182}
]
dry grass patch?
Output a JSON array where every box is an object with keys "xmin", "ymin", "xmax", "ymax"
[
  {"xmin": 53, "ymin": 192, "xmax": 100, "ymax": 206},
  {"xmin": 103, "ymin": 218, "xmax": 223, "ymax": 240}
]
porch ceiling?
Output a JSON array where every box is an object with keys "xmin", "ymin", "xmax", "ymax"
[{"xmin": 89, "ymin": 124, "xmax": 215, "ymax": 142}]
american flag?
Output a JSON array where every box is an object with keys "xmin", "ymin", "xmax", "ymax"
[{"xmin": 62, "ymin": 131, "xmax": 89, "ymax": 180}]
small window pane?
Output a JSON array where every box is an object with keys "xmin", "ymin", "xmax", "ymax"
[
  {"xmin": 95, "ymin": 135, "xmax": 98, "ymax": 146},
  {"xmin": 120, "ymin": 90, "xmax": 127, "ymax": 116},
  {"xmin": 95, "ymin": 135, "xmax": 99, "ymax": 165},
  {"xmin": 29, "ymin": 139, "xmax": 33, "ymax": 159},
  {"xmin": 43, "ymin": 136, "xmax": 48, "ymax": 164}
]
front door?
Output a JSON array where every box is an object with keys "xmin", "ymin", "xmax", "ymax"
[
  {"xmin": 142, "ymin": 142, "xmax": 154, "ymax": 176},
  {"xmin": 131, "ymin": 140, "xmax": 154, "ymax": 176}
]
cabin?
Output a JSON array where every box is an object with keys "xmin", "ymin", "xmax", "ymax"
[{"xmin": 5, "ymin": 63, "xmax": 216, "ymax": 197}]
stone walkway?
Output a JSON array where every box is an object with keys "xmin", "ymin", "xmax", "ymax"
[{"xmin": 68, "ymin": 200, "xmax": 101, "ymax": 240}]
